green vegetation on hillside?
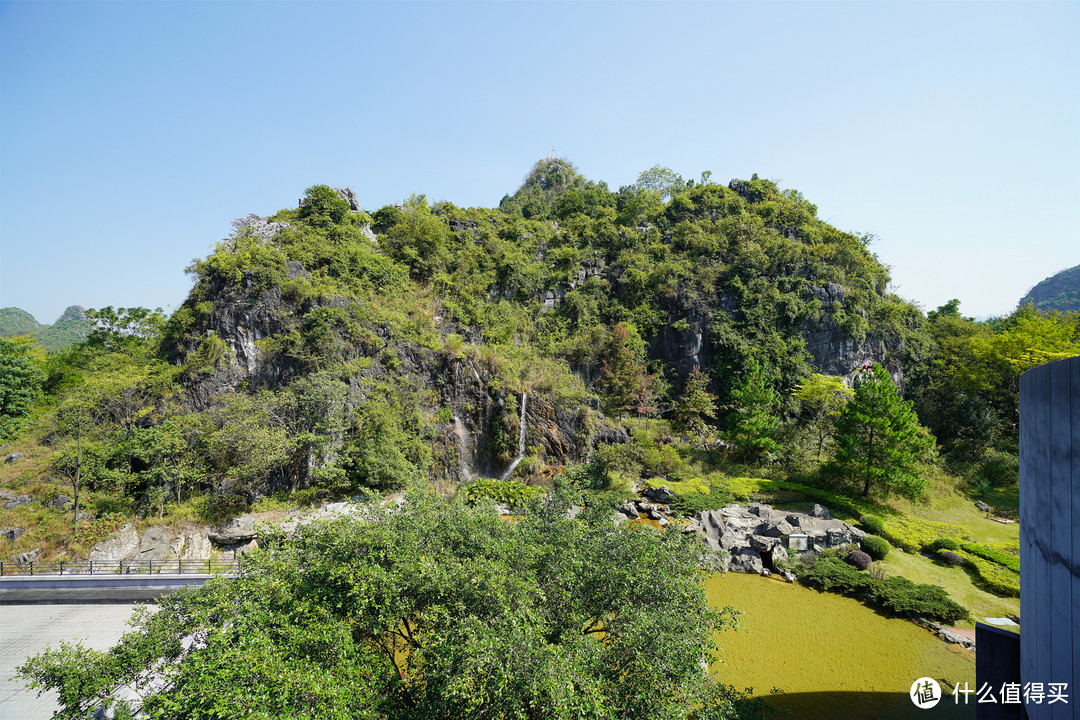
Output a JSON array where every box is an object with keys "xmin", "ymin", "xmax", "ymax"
[
  {"xmin": 1, "ymin": 162, "xmax": 1074, "ymax": 553},
  {"xmin": 5, "ymin": 159, "xmax": 1063, "ymax": 719},
  {"xmin": 1020, "ymin": 263, "xmax": 1080, "ymax": 313}
]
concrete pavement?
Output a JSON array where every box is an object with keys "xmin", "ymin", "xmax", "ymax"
[{"xmin": 0, "ymin": 602, "xmax": 154, "ymax": 720}]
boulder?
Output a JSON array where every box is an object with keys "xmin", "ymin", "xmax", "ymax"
[
  {"xmin": 4, "ymin": 452, "xmax": 24, "ymax": 464},
  {"xmin": 90, "ymin": 523, "xmax": 140, "ymax": 563},
  {"xmin": 617, "ymin": 500, "xmax": 640, "ymax": 520},
  {"xmin": 180, "ymin": 530, "xmax": 213, "ymax": 559},
  {"xmin": 5, "ymin": 494, "xmax": 32, "ymax": 510},
  {"xmin": 749, "ymin": 534, "xmax": 781, "ymax": 551},
  {"xmin": 770, "ymin": 544, "xmax": 789, "ymax": 569},
  {"xmin": 50, "ymin": 494, "xmax": 73, "ymax": 510},
  {"xmin": 657, "ymin": 517, "xmax": 670, "ymax": 528},
  {"xmin": 14, "ymin": 548, "xmax": 40, "ymax": 565},
  {"xmin": 643, "ymin": 485, "xmax": 676, "ymax": 504},
  {"xmin": 1, "ymin": 526, "xmax": 25, "ymax": 542},
  {"xmin": 975, "ymin": 501, "xmax": 991, "ymax": 512},
  {"xmin": 0, "ymin": 489, "xmax": 14, "ymax": 501},
  {"xmin": 746, "ymin": 503, "xmax": 773, "ymax": 520},
  {"xmin": 719, "ymin": 531, "xmax": 739, "ymax": 551},
  {"xmin": 826, "ymin": 527, "xmax": 849, "ymax": 547},
  {"xmin": 810, "ymin": 503, "xmax": 832, "ymax": 519},
  {"xmin": 692, "ymin": 510, "xmax": 727, "ymax": 545},
  {"xmin": 727, "ymin": 548, "xmax": 764, "ymax": 574},
  {"xmin": 207, "ymin": 516, "xmax": 258, "ymax": 545},
  {"xmin": 759, "ymin": 519, "xmax": 795, "ymax": 538}
]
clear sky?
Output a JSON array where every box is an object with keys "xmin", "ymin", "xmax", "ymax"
[{"xmin": 2, "ymin": 1, "xmax": 1077, "ymax": 325}]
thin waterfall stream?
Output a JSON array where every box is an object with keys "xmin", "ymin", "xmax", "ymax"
[{"xmin": 499, "ymin": 393, "xmax": 527, "ymax": 481}]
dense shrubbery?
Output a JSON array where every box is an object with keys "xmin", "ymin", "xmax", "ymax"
[
  {"xmin": 860, "ymin": 535, "xmax": 890, "ymax": 560},
  {"xmin": 458, "ymin": 478, "xmax": 543, "ymax": 508}
]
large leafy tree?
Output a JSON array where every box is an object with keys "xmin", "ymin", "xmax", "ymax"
[
  {"xmin": 19, "ymin": 493, "xmax": 769, "ymax": 720},
  {"xmin": 830, "ymin": 364, "xmax": 935, "ymax": 500},
  {"xmin": 793, "ymin": 373, "xmax": 852, "ymax": 459}
]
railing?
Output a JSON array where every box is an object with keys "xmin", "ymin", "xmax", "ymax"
[{"xmin": 0, "ymin": 558, "xmax": 244, "ymax": 577}]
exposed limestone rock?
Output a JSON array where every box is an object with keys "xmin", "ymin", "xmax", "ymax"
[
  {"xmin": 89, "ymin": 523, "xmax": 140, "ymax": 563},
  {"xmin": 4, "ymin": 452, "xmax": 24, "ymax": 464},
  {"xmin": 207, "ymin": 516, "xmax": 258, "ymax": 545},
  {"xmin": 4, "ymin": 494, "xmax": 31, "ymax": 509},
  {"xmin": 687, "ymin": 502, "xmax": 864, "ymax": 575},
  {"xmin": 14, "ymin": 548, "xmax": 40, "ymax": 564}
]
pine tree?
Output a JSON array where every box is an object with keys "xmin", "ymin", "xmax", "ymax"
[
  {"xmin": 831, "ymin": 364, "xmax": 935, "ymax": 500},
  {"xmin": 725, "ymin": 358, "xmax": 781, "ymax": 461},
  {"xmin": 672, "ymin": 365, "xmax": 716, "ymax": 448}
]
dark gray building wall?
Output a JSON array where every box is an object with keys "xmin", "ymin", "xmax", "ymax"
[{"xmin": 1019, "ymin": 355, "xmax": 1079, "ymax": 720}]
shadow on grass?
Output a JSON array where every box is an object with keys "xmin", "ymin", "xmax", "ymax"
[{"xmin": 755, "ymin": 689, "xmax": 976, "ymax": 720}]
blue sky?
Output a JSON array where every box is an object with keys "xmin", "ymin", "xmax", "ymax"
[{"xmin": 2, "ymin": 1, "xmax": 1077, "ymax": 324}]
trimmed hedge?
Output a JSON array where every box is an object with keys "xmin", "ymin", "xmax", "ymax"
[
  {"xmin": 861, "ymin": 535, "xmax": 891, "ymax": 560},
  {"xmin": 938, "ymin": 550, "xmax": 964, "ymax": 567},
  {"xmin": 846, "ymin": 550, "xmax": 872, "ymax": 570},
  {"xmin": 931, "ymin": 538, "xmax": 960, "ymax": 552},
  {"xmin": 956, "ymin": 549, "xmax": 1021, "ymax": 597},
  {"xmin": 960, "ymin": 542, "xmax": 1020, "ymax": 572},
  {"xmin": 860, "ymin": 515, "xmax": 885, "ymax": 535},
  {"xmin": 799, "ymin": 556, "xmax": 969, "ymax": 623}
]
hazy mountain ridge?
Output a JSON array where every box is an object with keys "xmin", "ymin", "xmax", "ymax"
[{"xmin": 0, "ymin": 305, "xmax": 92, "ymax": 352}]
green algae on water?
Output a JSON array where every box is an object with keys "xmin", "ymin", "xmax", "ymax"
[{"xmin": 706, "ymin": 572, "xmax": 976, "ymax": 720}]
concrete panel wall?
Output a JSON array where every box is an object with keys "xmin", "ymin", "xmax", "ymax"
[{"xmin": 1019, "ymin": 356, "xmax": 1078, "ymax": 720}]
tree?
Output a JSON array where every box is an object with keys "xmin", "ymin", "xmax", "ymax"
[
  {"xmin": 635, "ymin": 165, "xmax": 686, "ymax": 202},
  {"xmin": 85, "ymin": 306, "xmax": 166, "ymax": 356},
  {"xmin": 0, "ymin": 336, "xmax": 45, "ymax": 440},
  {"xmin": 725, "ymin": 358, "xmax": 781, "ymax": 462},
  {"xmin": 672, "ymin": 365, "xmax": 717, "ymax": 447},
  {"xmin": 793, "ymin": 373, "xmax": 853, "ymax": 459},
  {"xmin": 19, "ymin": 492, "xmax": 769, "ymax": 720},
  {"xmin": 830, "ymin": 364, "xmax": 935, "ymax": 500},
  {"xmin": 599, "ymin": 323, "xmax": 660, "ymax": 420},
  {"xmin": 53, "ymin": 388, "xmax": 109, "ymax": 526}
]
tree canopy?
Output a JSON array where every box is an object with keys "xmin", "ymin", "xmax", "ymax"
[{"xmin": 19, "ymin": 493, "xmax": 774, "ymax": 720}]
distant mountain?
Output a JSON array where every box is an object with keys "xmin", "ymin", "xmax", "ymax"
[
  {"xmin": 1020, "ymin": 265, "xmax": 1080, "ymax": 313},
  {"xmin": 0, "ymin": 305, "xmax": 93, "ymax": 352}
]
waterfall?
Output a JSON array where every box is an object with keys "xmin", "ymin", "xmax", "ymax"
[
  {"xmin": 453, "ymin": 417, "xmax": 472, "ymax": 482},
  {"xmin": 499, "ymin": 393, "xmax": 527, "ymax": 481}
]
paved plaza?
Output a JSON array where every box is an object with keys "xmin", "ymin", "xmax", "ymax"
[{"xmin": 1, "ymin": 602, "xmax": 153, "ymax": 719}]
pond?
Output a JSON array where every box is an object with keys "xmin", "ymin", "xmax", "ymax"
[{"xmin": 705, "ymin": 572, "xmax": 977, "ymax": 720}]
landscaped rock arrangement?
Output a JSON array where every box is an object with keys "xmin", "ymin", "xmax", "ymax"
[{"xmin": 680, "ymin": 502, "xmax": 866, "ymax": 575}]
